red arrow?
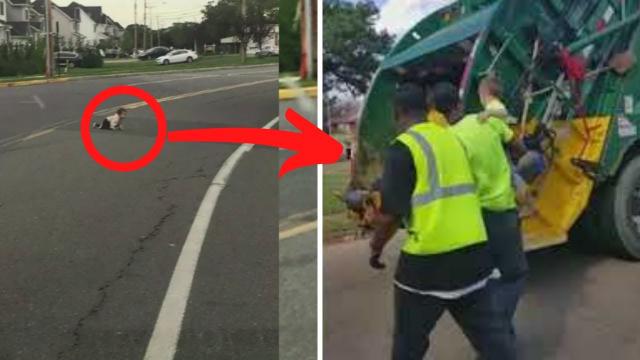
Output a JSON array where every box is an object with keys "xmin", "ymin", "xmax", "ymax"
[{"xmin": 168, "ymin": 108, "xmax": 343, "ymax": 177}]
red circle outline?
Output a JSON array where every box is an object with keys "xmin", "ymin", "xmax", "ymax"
[{"xmin": 80, "ymin": 85, "xmax": 167, "ymax": 172}]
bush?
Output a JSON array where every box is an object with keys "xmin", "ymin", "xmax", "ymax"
[
  {"xmin": 80, "ymin": 51, "xmax": 104, "ymax": 68},
  {"xmin": 0, "ymin": 41, "xmax": 46, "ymax": 77}
]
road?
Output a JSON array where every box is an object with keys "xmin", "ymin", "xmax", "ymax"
[
  {"xmin": 279, "ymin": 97, "xmax": 318, "ymax": 360},
  {"xmin": 0, "ymin": 65, "xmax": 280, "ymax": 360},
  {"xmin": 324, "ymin": 234, "xmax": 640, "ymax": 359}
]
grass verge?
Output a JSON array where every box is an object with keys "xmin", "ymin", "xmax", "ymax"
[
  {"xmin": 0, "ymin": 55, "xmax": 277, "ymax": 83},
  {"xmin": 323, "ymin": 161, "xmax": 358, "ymax": 243}
]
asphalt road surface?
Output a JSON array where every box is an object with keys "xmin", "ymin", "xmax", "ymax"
[
  {"xmin": 0, "ymin": 65, "xmax": 280, "ymax": 360},
  {"xmin": 324, "ymin": 235, "xmax": 640, "ymax": 359},
  {"xmin": 279, "ymin": 98, "xmax": 318, "ymax": 360}
]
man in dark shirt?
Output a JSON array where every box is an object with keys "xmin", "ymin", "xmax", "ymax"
[{"xmin": 370, "ymin": 82, "xmax": 515, "ymax": 360}]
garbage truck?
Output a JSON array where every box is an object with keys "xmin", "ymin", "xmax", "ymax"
[{"xmin": 345, "ymin": 0, "xmax": 640, "ymax": 259}]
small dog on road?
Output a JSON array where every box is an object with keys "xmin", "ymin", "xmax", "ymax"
[{"xmin": 93, "ymin": 108, "xmax": 127, "ymax": 130}]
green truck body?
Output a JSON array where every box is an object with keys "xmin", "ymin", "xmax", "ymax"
[{"xmin": 354, "ymin": 0, "xmax": 640, "ymax": 257}]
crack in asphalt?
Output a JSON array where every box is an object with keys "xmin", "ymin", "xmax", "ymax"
[
  {"xmin": 156, "ymin": 172, "xmax": 210, "ymax": 201},
  {"xmin": 55, "ymin": 203, "xmax": 178, "ymax": 360}
]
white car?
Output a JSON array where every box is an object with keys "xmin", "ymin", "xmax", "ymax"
[{"xmin": 156, "ymin": 49, "xmax": 198, "ymax": 65}]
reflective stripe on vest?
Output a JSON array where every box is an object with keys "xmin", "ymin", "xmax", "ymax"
[
  {"xmin": 396, "ymin": 122, "xmax": 487, "ymax": 255},
  {"xmin": 406, "ymin": 130, "xmax": 476, "ymax": 207}
]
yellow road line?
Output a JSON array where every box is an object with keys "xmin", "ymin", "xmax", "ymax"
[
  {"xmin": 279, "ymin": 221, "xmax": 317, "ymax": 240},
  {"xmin": 5, "ymin": 78, "xmax": 277, "ymax": 146},
  {"xmin": 21, "ymin": 128, "xmax": 55, "ymax": 141},
  {"xmin": 279, "ymin": 86, "xmax": 317, "ymax": 100}
]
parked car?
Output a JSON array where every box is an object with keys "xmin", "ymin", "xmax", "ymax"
[
  {"xmin": 54, "ymin": 51, "xmax": 82, "ymax": 67},
  {"xmin": 104, "ymin": 48, "xmax": 121, "ymax": 58},
  {"xmin": 138, "ymin": 46, "xmax": 170, "ymax": 60},
  {"xmin": 155, "ymin": 49, "xmax": 198, "ymax": 65},
  {"xmin": 255, "ymin": 47, "xmax": 279, "ymax": 58}
]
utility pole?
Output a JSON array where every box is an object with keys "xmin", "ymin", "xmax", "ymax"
[
  {"xmin": 148, "ymin": 7, "xmax": 153, "ymax": 47},
  {"xmin": 134, "ymin": 0, "xmax": 138, "ymax": 55},
  {"xmin": 143, "ymin": 0, "xmax": 147, "ymax": 50},
  {"xmin": 157, "ymin": 16, "xmax": 160, "ymax": 45},
  {"xmin": 240, "ymin": 0, "xmax": 246, "ymax": 63},
  {"xmin": 303, "ymin": 0, "xmax": 314, "ymax": 80},
  {"xmin": 45, "ymin": 0, "xmax": 54, "ymax": 78}
]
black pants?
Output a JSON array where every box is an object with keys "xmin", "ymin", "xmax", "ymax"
[
  {"xmin": 392, "ymin": 284, "xmax": 516, "ymax": 360},
  {"xmin": 98, "ymin": 118, "xmax": 111, "ymax": 130},
  {"xmin": 483, "ymin": 209, "xmax": 528, "ymax": 341}
]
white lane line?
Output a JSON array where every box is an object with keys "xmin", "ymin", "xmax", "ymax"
[
  {"xmin": 279, "ymin": 221, "xmax": 317, "ymax": 240},
  {"xmin": 143, "ymin": 116, "xmax": 279, "ymax": 360},
  {"xmin": 1, "ymin": 78, "xmax": 277, "ymax": 148},
  {"xmin": 33, "ymin": 95, "xmax": 45, "ymax": 109},
  {"xmin": 18, "ymin": 95, "xmax": 45, "ymax": 109}
]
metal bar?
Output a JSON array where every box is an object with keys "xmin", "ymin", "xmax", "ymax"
[
  {"xmin": 606, "ymin": 0, "xmax": 621, "ymax": 16},
  {"xmin": 482, "ymin": 34, "xmax": 514, "ymax": 75},
  {"xmin": 568, "ymin": 10, "xmax": 640, "ymax": 53}
]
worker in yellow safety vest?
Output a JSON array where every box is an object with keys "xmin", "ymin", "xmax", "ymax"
[
  {"xmin": 452, "ymin": 74, "xmax": 529, "ymax": 350},
  {"xmin": 370, "ymin": 82, "xmax": 515, "ymax": 360}
]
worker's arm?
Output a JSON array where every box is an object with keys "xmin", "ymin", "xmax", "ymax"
[
  {"xmin": 369, "ymin": 214, "xmax": 400, "ymax": 269},
  {"xmin": 478, "ymin": 107, "xmax": 509, "ymax": 122},
  {"xmin": 369, "ymin": 142, "xmax": 415, "ymax": 269}
]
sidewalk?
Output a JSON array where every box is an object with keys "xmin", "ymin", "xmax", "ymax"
[{"xmin": 324, "ymin": 232, "xmax": 640, "ymax": 360}]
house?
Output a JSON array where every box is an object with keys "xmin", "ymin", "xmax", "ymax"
[
  {"xmin": 32, "ymin": 0, "xmax": 81, "ymax": 49},
  {"xmin": 0, "ymin": 0, "xmax": 122, "ymax": 47},
  {"xmin": 62, "ymin": 2, "xmax": 123, "ymax": 46},
  {"xmin": 0, "ymin": 1, "xmax": 10, "ymax": 42},
  {"xmin": 1, "ymin": 0, "xmax": 44, "ymax": 44},
  {"xmin": 247, "ymin": 24, "xmax": 279, "ymax": 55},
  {"xmin": 220, "ymin": 24, "xmax": 280, "ymax": 56},
  {"xmin": 58, "ymin": 2, "xmax": 96, "ymax": 45},
  {"xmin": 96, "ymin": 14, "xmax": 123, "ymax": 41}
]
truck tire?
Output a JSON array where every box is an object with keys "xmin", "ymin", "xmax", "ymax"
[
  {"xmin": 569, "ymin": 189, "xmax": 607, "ymax": 254},
  {"xmin": 601, "ymin": 156, "xmax": 640, "ymax": 259}
]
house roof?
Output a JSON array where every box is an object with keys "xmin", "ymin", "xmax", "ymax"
[
  {"xmin": 33, "ymin": 0, "xmax": 74, "ymax": 21},
  {"xmin": 59, "ymin": 6, "xmax": 75, "ymax": 20},
  {"xmin": 31, "ymin": 0, "xmax": 48, "ymax": 13},
  {"xmin": 67, "ymin": 2, "xmax": 103, "ymax": 24}
]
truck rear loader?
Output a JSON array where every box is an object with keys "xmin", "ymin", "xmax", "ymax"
[{"xmin": 346, "ymin": 0, "xmax": 640, "ymax": 259}]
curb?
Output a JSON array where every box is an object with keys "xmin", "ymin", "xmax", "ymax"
[
  {"xmin": 279, "ymin": 86, "xmax": 317, "ymax": 100},
  {"xmin": 279, "ymin": 210, "xmax": 317, "ymax": 233},
  {"xmin": 0, "ymin": 63, "xmax": 277, "ymax": 89},
  {"xmin": 0, "ymin": 77, "xmax": 70, "ymax": 88}
]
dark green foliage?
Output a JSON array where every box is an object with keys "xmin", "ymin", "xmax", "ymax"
[
  {"xmin": 80, "ymin": 50, "xmax": 104, "ymax": 68},
  {"xmin": 324, "ymin": 0, "xmax": 393, "ymax": 98},
  {"xmin": 0, "ymin": 40, "xmax": 46, "ymax": 77},
  {"xmin": 279, "ymin": 0, "xmax": 301, "ymax": 72}
]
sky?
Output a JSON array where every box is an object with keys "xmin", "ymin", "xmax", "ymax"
[
  {"xmin": 375, "ymin": 0, "xmax": 456, "ymax": 35},
  {"xmin": 56, "ymin": 0, "xmax": 210, "ymax": 28}
]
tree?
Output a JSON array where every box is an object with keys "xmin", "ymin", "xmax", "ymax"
[
  {"xmin": 202, "ymin": 0, "xmax": 278, "ymax": 62},
  {"xmin": 121, "ymin": 24, "xmax": 149, "ymax": 53},
  {"xmin": 279, "ymin": 0, "xmax": 300, "ymax": 72},
  {"xmin": 248, "ymin": 0, "xmax": 278, "ymax": 49},
  {"xmin": 323, "ymin": 0, "xmax": 393, "ymax": 99},
  {"xmin": 161, "ymin": 22, "xmax": 199, "ymax": 50}
]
